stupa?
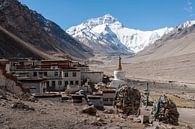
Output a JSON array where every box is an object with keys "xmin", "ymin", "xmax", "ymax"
[{"xmin": 109, "ymin": 56, "xmax": 126, "ymax": 89}]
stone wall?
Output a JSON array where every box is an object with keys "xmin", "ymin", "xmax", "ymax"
[{"xmin": 0, "ymin": 64, "xmax": 25, "ymax": 95}]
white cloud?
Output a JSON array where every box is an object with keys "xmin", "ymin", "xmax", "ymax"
[{"xmin": 184, "ymin": 0, "xmax": 194, "ymax": 17}]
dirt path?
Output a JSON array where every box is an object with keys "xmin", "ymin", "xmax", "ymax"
[{"xmin": 178, "ymin": 108, "xmax": 195, "ymax": 128}]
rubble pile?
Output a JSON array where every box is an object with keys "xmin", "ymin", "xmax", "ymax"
[
  {"xmin": 114, "ymin": 86, "xmax": 141, "ymax": 116},
  {"xmin": 11, "ymin": 101, "xmax": 35, "ymax": 111},
  {"xmin": 154, "ymin": 97, "xmax": 179, "ymax": 125},
  {"xmin": 81, "ymin": 105, "xmax": 97, "ymax": 116},
  {"xmin": 91, "ymin": 117, "xmax": 107, "ymax": 126},
  {"xmin": 20, "ymin": 93, "xmax": 37, "ymax": 102}
]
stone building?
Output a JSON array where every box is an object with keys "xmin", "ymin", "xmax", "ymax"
[
  {"xmin": 81, "ymin": 71, "xmax": 103, "ymax": 84},
  {"xmin": 10, "ymin": 59, "xmax": 81, "ymax": 93}
]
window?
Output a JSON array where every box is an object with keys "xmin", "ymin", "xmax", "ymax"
[
  {"xmin": 54, "ymin": 71, "xmax": 58, "ymax": 77},
  {"xmin": 70, "ymin": 81, "xmax": 73, "ymax": 85},
  {"xmin": 72, "ymin": 72, "xmax": 77, "ymax": 77},
  {"xmin": 58, "ymin": 81, "xmax": 62, "ymax": 85},
  {"xmin": 109, "ymin": 98, "xmax": 114, "ymax": 102},
  {"xmin": 64, "ymin": 72, "xmax": 68, "ymax": 77},
  {"xmin": 46, "ymin": 81, "xmax": 49, "ymax": 87},
  {"xmin": 103, "ymin": 98, "xmax": 108, "ymax": 102},
  {"xmin": 52, "ymin": 81, "xmax": 55, "ymax": 87},
  {"xmin": 44, "ymin": 72, "xmax": 47, "ymax": 76},
  {"xmin": 39, "ymin": 72, "xmax": 43, "ymax": 75},
  {"xmin": 65, "ymin": 81, "xmax": 68, "ymax": 86},
  {"xmin": 33, "ymin": 72, "xmax": 37, "ymax": 77},
  {"xmin": 75, "ymin": 81, "xmax": 79, "ymax": 85}
]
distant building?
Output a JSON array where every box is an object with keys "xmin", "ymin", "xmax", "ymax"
[
  {"xmin": 81, "ymin": 71, "xmax": 103, "ymax": 84},
  {"xmin": 7, "ymin": 59, "xmax": 97, "ymax": 93},
  {"xmin": 2, "ymin": 58, "xmax": 103, "ymax": 94},
  {"xmin": 18, "ymin": 78, "xmax": 46, "ymax": 94},
  {"xmin": 102, "ymin": 89, "xmax": 116, "ymax": 105}
]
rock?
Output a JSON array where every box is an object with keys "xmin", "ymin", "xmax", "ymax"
[
  {"xmin": 81, "ymin": 105, "xmax": 97, "ymax": 116},
  {"xmin": 186, "ymin": 124, "xmax": 193, "ymax": 129},
  {"xmin": 127, "ymin": 115, "xmax": 134, "ymax": 120},
  {"xmin": 114, "ymin": 86, "xmax": 141, "ymax": 116},
  {"xmin": 104, "ymin": 108, "xmax": 115, "ymax": 114},
  {"xmin": 20, "ymin": 94, "xmax": 37, "ymax": 102},
  {"xmin": 106, "ymin": 126, "xmax": 122, "ymax": 129},
  {"xmin": 91, "ymin": 121, "xmax": 103, "ymax": 126},
  {"xmin": 0, "ymin": 95, "xmax": 7, "ymax": 100},
  {"xmin": 168, "ymin": 126, "xmax": 176, "ymax": 129},
  {"xmin": 11, "ymin": 102, "xmax": 35, "ymax": 111},
  {"xmin": 133, "ymin": 117, "xmax": 141, "ymax": 123},
  {"xmin": 61, "ymin": 95, "xmax": 70, "ymax": 101},
  {"xmin": 91, "ymin": 117, "xmax": 107, "ymax": 126},
  {"xmin": 40, "ymin": 110, "xmax": 47, "ymax": 114},
  {"xmin": 139, "ymin": 115, "xmax": 149, "ymax": 124},
  {"xmin": 154, "ymin": 98, "xmax": 179, "ymax": 125}
]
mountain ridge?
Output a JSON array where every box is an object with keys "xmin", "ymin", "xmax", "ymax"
[
  {"xmin": 67, "ymin": 14, "xmax": 173, "ymax": 55},
  {"xmin": 0, "ymin": 0, "xmax": 93, "ymax": 59}
]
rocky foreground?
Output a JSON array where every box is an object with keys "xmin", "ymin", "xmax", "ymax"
[{"xmin": 0, "ymin": 90, "xmax": 194, "ymax": 129}]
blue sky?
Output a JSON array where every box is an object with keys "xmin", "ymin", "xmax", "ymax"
[{"xmin": 19, "ymin": 0, "xmax": 195, "ymax": 31}]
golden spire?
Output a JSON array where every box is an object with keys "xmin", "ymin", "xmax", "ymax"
[{"xmin": 118, "ymin": 56, "xmax": 122, "ymax": 70}]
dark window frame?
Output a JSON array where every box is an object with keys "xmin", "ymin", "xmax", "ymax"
[
  {"xmin": 70, "ymin": 81, "xmax": 74, "ymax": 85},
  {"xmin": 64, "ymin": 72, "xmax": 68, "ymax": 77},
  {"xmin": 72, "ymin": 72, "xmax": 77, "ymax": 77},
  {"xmin": 58, "ymin": 80, "xmax": 62, "ymax": 85},
  {"xmin": 75, "ymin": 81, "xmax": 79, "ymax": 85},
  {"xmin": 64, "ymin": 81, "xmax": 68, "ymax": 86},
  {"xmin": 44, "ymin": 72, "xmax": 47, "ymax": 76},
  {"xmin": 54, "ymin": 71, "xmax": 58, "ymax": 77},
  {"xmin": 33, "ymin": 72, "xmax": 37, "ymax": 77}
]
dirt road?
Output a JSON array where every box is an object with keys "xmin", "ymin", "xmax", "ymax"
[{"xmin": 178, "ymin": 108, "xmax": 195, "ymax": 128}]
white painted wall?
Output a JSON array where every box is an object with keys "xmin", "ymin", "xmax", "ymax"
[
  {"xmin": 81, "ymin": 72, "xmax": 103, "ymax": 84},
  {"xmin": 12, "ymin": 69, "xmax": 81, "ymax": 91}
]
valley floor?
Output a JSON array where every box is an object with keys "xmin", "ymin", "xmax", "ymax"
[
  {"xmin": 0, "ymin": 95, "xmax": 195, "ymax": 129},
  {"xmin": 89, "ymin": 53, "xmax": 195, "ymax": 88}
]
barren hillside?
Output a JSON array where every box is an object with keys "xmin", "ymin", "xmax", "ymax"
[
  {"xmin": 0, "ymin": 0, "xmax": 93, "ymax": 59},
  {"xmin": 116, "ymin": 22, "xmax": 195, "ymax": 85}
]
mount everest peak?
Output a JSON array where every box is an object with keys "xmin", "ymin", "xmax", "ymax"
[{"xmin": 67, "ymin": 14, "xmax": 173, "ymax": 55}]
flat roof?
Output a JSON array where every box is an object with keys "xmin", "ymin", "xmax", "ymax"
[
  {"xmin": 81, "ymin": 71, "xmax": 103, "ymax": 73},
  {"xmin": 12, "ymin": 68, "xmax": 80, "ymax": 72},
  {"xmin": 18, "ymin": 78, "xmax": 46, "ymax": 82}
]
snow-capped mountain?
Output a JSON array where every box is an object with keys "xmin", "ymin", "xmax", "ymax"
[
  {"xmin": 176, "ymin": 20, "xmax": 195, "ymax": 29},
  {"xmin": 134, "ymin": 20, "xmax": 195, "ymax": 62},
  {"xmin": 67, "ymin": 14, "xmax": 173, "ymax": 55}
]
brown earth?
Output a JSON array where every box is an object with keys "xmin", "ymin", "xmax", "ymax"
[
  {"xmin": 0, "ymin": 0, "xmax": 93, "ymax": 59},
  {"xmin": 1, "ymin": 95, "xmax": 194, "ymax": 129},
  {"xmin": 0, "ymin": 96, "xmax": 145, "ymax": 129}
]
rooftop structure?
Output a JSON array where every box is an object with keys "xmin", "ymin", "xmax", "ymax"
[{"xmin": 109, "ymin": 56, "xmax": 126, "ymax": 89}]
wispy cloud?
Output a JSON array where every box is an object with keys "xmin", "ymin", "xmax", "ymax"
[{"xmin": 184, "ymin": 0, "xmax": 195, "ymax": 17}]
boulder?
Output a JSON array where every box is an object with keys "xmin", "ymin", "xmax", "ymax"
[
  {"xmin": 11, "ymin": 101, "xmax": 35, "ymax": 111},
  {"xmin": 81, "ymin": 105, "xmax": 97, "ymax": 116},
  {"xmin": 114, "ymin": 86, "xmax": 141, "ymax": 116}
]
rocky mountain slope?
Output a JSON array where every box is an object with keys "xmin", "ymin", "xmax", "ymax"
[
  {"xmin": 0, "ymin": 26, "xmax": 51, "ymax": 59},
  {"xmin": 119, "ymin": 20, "xmax": 195, "ymax": 84},
  {"xmin": 89, "ymin": 20, "xmax": 195, "ymax": 85},
  {"xmin": 0, "ymin": 0, "xmax": 93, "ymax": 59},
  {"xmin": 133, "ymin": 20, "xmax": 195, "ymax": 62},
  {"xmin": 67, "ymin": 14, "xmax": 172, "ymax": 55}
]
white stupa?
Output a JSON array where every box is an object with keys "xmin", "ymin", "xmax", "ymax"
[{"xmin": 109, "ymin": 56, "xmax": 127, "ymax": 89}]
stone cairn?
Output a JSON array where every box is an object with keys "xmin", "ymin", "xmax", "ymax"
[
  {"xmin": 114, "ymin": 86, "xmax": 141, "ymax": 116},
  {"xmin": 154, "ymin": 98, "xmax": 179, "ymax": 125}
]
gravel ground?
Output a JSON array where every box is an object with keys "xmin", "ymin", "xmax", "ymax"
[
  {"xmin": 0, "ymin": 96, "xmax": 145, "ymax": 129},
  {"xmin": 0, "ymin": 92, "xmax": 194, "ymax": 129}
]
